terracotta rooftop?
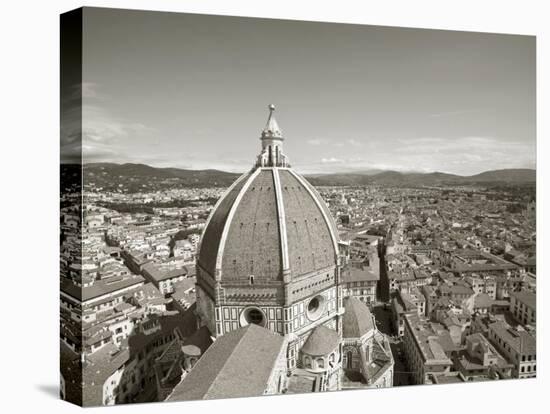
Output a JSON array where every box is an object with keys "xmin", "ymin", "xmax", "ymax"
[
  {"xmin": 489, "ymin": 321, "xmax": 536, "ymax": 354},
  {"xmin": 342, "ymin": 297, "xmax": 375, "ymax": 339},
  {"xmin": 167, "ymin": 324, "xmax": 285, "ymax": 401},
  {"xmin": 301, "ymin": 325, "xmax": 340, "ymax": 356},
  {"xmin": 60, "ymin": 275, "xmax": 145, "ymax": 303},
  {"xmin": 510, "ymin": 290, "xmax": 536, "ymax": 309}
]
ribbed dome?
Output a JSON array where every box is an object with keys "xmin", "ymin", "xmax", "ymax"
[{"xmin": 198, "ymin": 167, "xmax": 339, "ymax": 284}]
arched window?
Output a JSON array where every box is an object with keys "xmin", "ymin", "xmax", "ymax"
[
  {"xmin": 317, "ymin": 358, "xmax": 325, "ymax": 369},
  {"xmin": 304, "ymin": 356, "xmax": 312, "ymax": 369},
  {"xmin": 249, "ymin": 275, "xmax": 254, "ymax": 285}
]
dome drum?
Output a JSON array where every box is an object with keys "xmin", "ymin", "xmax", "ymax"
[{"xmin": 301, "ymin": 325, "xmax": 341, "ymax": 374}]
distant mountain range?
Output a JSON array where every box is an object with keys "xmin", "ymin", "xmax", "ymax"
[
  {"xmin": 83, "ymin": 163, "xmax": 241, "ymax": 188},
  {"xmin": 81, "ymin": 163, "xmax": 535, "ymax": 189},
  {"xmin": 306, "ymin": 168, "xmax": 536, "ymax": 186}
]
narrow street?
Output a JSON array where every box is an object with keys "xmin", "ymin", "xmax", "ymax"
[
  {"xmin": 373, "ymin": 304, "xmax": 412, "ymax": 386},
  {"xmin": 390, "ymin": 342, "xmax": 412, "ymax": 386}
]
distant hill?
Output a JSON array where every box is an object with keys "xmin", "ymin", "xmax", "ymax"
[
  {"xmin": 306, "ymin": 169, "xmax": 384, "ymax": 179},
  {"xmin": 84, "ymin": 163, "xmax": 175, "ymax": 178},
  {"xmin": 464, "ymin": 169, "xmax": 536, "ymax": 183},
  {"xmin": 306, "ymin": 169, "xmax": 535, "ymax": 186},
  {"xmin": 83, "ymin": 163, "xmax": 241, "ymax": 190},
  {"xmin": 80, "ymin": 163, "xmax": 535, "ymax": 190}
]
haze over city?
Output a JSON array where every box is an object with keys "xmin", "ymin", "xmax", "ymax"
[{"xmin": 65, "ymin": 8, "xmax": 535, "ymax": 175}]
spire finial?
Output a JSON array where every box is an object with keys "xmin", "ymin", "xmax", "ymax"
[{"xmin": 262, "ymin": 104, "xmax": 282, "ymax": 139}]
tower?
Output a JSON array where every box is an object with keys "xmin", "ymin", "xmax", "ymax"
[{"xmin": 195, "ymin": 105, "xmax": 344, "ymax": 374}]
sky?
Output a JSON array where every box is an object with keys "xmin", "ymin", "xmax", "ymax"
[{"xmin": 68, "ymin": 7, "xmax": 535, "ymax": 175}]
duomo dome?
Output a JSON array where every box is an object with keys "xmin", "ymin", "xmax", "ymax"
[
  {"xmin": 167, "ymin": 106, "xmax": 394, "ymax": 399},
  {"xmin": 195, "ymin": 105, "xmax": 343, "ymax": 372}
]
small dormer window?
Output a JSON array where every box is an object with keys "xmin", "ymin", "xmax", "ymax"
[
  {"xmin": 249, "ymin": 275, "xmax": 255, "ymax": 285},
  {"xmin": 317, "ymin": 358, "xmax": 325, "ymax": 369}
]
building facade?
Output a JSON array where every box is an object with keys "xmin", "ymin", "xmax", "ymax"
[
  {"xmin": 510, "ymin": 290, "xmax": 536, "ymax": 326},
  {"xmin": 403, "ymin": 313, "xmax": 453, "ymax": 385},
  {"xmin": 487, "ymin": 321, "xmax": 536, "ymax": 379}
]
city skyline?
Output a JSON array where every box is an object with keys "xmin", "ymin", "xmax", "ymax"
[{"xmin": 66, "ymin": 8, "xmax": 536, "ymax": 175}]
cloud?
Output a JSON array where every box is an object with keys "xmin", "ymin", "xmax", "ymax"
[
  {"xmin": 307, "ymin": 138, "xmax": 361, "ymax": 148},
  {"xmin": 82, "ymin": 82, "xmax": 101, "ymax": 99},
  {"xmin": 394, "ymin": 136, "xmax": 533, "ymax": 159},
  {"xmin": 64, "ymin": 82, "xmax": 103, "ymax": 102},
  {"xmin": 294, "ymin": 135, "xmax": 535, "ymax": 175},
  {"xmin": 61, "ymin": 82, "xmax": 157, "ymax": 162},
  {"xmin": 320, "ymin": 157, "xmax": 345, "ymax": 164},
  {"xmin": 381, "ymin": 136, "xmax": 535, "ymax": 174},
  {"xmin": 346, "ymin": 139, "xmax": 363, "ymax": 147},
  {"xmin": 83, "ymin": 104, "xmax": 155, "ymax": 143},
  {"xmin": 428, "ymin": 108, "xmax": 489, "ymax": 118},
  {"xmin": 81, "ymin": 143, "xmax": 121, "ymax": 161},
  {"xmin": 306, "ymin": 138, "xmax": 324, "ymax": 146}
]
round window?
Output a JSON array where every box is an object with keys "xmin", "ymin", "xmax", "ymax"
[
  {"xmin": 308, "ymin": 297, "xmax": 320, "ymax": 313},
  {"xmin": 307, "ymin": 295, "xmax": 326, "ymax": 321},
  {"xmin": 239, "ymin": 307, "xmax": 267, "ymax": 327}
]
